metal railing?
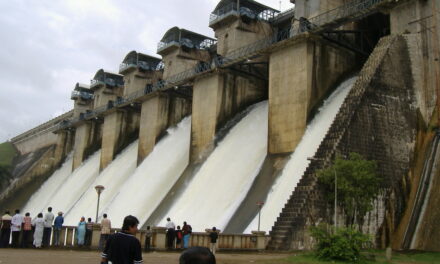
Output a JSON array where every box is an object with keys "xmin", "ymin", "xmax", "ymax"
[
  {"xmin": 52, "ymin": 0, "xmax": 387, "ymax": 132},
  {"xmin": 209, "ymin": 2, "xmax": 239, "ymax": 26}
]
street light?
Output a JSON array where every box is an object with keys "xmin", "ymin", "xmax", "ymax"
[
  {"xmin": 256, "ymin": 201, "xmax": 264, "ymax": 232},
  {"xmin": 94, "ymin": 185, "xmax": 105, "ymax": 223},
  {"xmin": 307, "ymin": 157, "xmax": 337, "ymax": 230}
]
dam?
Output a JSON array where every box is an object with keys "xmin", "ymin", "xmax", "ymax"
[{"xmin": 2, "ymin": 0, "xmax": 440, "ymax": 251}]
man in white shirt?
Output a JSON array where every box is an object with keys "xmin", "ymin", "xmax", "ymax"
[
  {"xmin": 11, "ymin": 209, "xmax": 23, "ymax": 248},
  {"xmin": 165, "ymin": 217, "xmax": 175, "ymax": 250},
  {"xmin": 43, "ymin": 207, "xmax": 54, "ymax": 247}
]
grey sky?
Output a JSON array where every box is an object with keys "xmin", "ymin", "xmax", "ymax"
[{"xmin": 0, "ymin": 0, "xmax": 293, "ymax": 142}]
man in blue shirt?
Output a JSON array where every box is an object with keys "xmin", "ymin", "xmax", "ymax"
[{"xmin": 53, "ymin": 212, "xmax": 64, "ymax": 246}]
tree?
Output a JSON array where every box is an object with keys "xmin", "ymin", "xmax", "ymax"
[{"xmin": 317, "ymin": 152, "xmax": 381, "ymax": 228}]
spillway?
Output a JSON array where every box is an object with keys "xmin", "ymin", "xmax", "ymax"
[
  {"xmin": 63, "ymin": 141, "xmax": 138, "ymax": 225},
  {"xmin": 23, "ymin": 150, "xmax": 100, "ymax": 219},
  {"xmin": 245, "ymin": 76, "xmax": 356, "ymax": 233},
  {"xmin": 158, "ymin": 102, "xmax": 268, "ymax": 231},
  {"xmin": 22, "ymin": 154, "xmax": 73, "ymax": 215},
  {"xmin": 102, "ymin": 117, "xmax": 191, "ymax": 228}
]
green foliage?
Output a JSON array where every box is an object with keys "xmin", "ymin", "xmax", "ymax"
[
  {"xmin": 317, "ymin": 152, "xmax": 381, "ymax": 227},
  {"xmin": 0, "ymin": 142, "xmax": 17, "ymax": 166},
  {"xmin": 310, "ymin": 224, "xmax": 370, "ymax": 263}
]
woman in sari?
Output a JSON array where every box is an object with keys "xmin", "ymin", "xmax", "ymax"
[
  {"xmin": 32, "ymin": 213, "xmax": 45, "ymax": 248},
  {"xmin": 76, "ymin": 217, "xmax": 86, "ymax": 246}
]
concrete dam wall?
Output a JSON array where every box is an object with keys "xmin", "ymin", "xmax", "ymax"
[{"xmin": 3, "ymin": 0, "xmax": 440, "ymax": 251}]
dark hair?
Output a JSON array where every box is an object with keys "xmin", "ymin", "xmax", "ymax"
[
  {"xmin": 15, "ymin": 209, "xmax": 20, "ymax": 214},
  {"xmin": 103, "ymin": 213, "xmax": 107, "ymax": 218},
  {"xmin": 25, "ymin": 212, "xmax": 30, "ymax": 216},
  {"xmin": 177, "ymin": 225, "xmax": 181, "ymax": 229},
  {"xmin": 212, "ymin": 227, "xmax": 216, "ymax": 231},
  {"xmin": 179, "ymin": 247, "xmax": 216, "ymax": 264},
  {"xmin": 147, "ymin": 226, "xmax": 150, "ymax": 230},
  {"xmin": 88, "ymin": 218, "xmax": 92, "ymax": 222},
  {"xmin": 48, "ymin": 207, "xmax": 52, "ymax": 212},
  {"xmin": 38, "ymin": 213, "xmax": 43, "ymax": 218},
  {"xmin": 122, "ymin": 215, "xmax": 139, "ymax": 231},
  {"xmin": 5, "ymin": 210, "xmax": 9, "ymax": 215}
]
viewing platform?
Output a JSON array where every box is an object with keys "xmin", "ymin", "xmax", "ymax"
[{"xmin": 119, "ymin": 51, "xmax": 164, "ymax": 74}]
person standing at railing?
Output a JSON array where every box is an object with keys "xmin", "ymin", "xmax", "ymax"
[
  {"xmin": 42, "ymin": 207, "xmax": 54, "ymax": 247},
  {"xmin": 166, "ymin": 217, "xmax": 176, "ymax": 250},
  {"xmin": 11, "ymin": 209, "xmax": 24, "ymax": 248},
  {"xmin": 99, "ymin": 213, "xmax": 111, "ymax": 250},
  {"xmin": 53, "ymin": 212, "xmax": 64, "ymax": 246},
  {"xmin": 85, "ymin": 218, "xmax": 94, "ymax": 246},
  {"xmin": 21, "ymin": 212, "xmax": 32, "ymax": 248},
  {"xmin": 0, "ymin": 210, "xmax": 12, "ymax": 248},
  {"xmin": 144, "ymin": 225, "xmax": 152, "ymax": 252},
  {"xmin": 182, "ymin": 221, "xmax": 192, "ymax": 249},
  {"xmin": 32, "ymin": 213, "xmax": 45, "ymax": 248},
  {"xmin": 209, "ymin": 227, "xmax": 219, "ymax": 255},
  {"xmin": 76, "ymin": 217, "xmax": 86, "ymax": 247}
]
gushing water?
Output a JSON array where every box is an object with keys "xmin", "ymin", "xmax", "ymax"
[
  {"xmin": 103, "ymin": 117, "xmax": 191, "ymax": 228},
  {"xmin": 23, "ymin": 150, "xmax": 100, "ymax": 218},
  {"xmin": 63, "ymin": 141, "xmax": 138, "ymax": 225},
  {"xmin": 159, "ymin": 102, "xmax": 268, "ymax": 231},
  {"xmin": 245, "ymin": 77, "xmax": 357, "ymax": 233},
  {"xmin": 22, "ymin": 154, "xmax": 73, "ymax": 215}
]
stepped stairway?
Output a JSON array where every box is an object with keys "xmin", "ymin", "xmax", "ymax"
[{"xmin": 267, "ymin": 35, "xmax": 400, "ymax": 250}]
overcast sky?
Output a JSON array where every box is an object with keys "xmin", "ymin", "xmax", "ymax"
[{"xmin": 0, "ymin": 0, "xmax": 294, "ymax": 142}]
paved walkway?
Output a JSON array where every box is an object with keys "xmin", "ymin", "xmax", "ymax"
[{"xmin": 0, "ymin": 248, "xmax": 290, "ymax": 264}]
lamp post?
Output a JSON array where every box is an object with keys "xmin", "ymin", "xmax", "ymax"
[
  {"xmin": 256, "ymin": 201, "xmax": 264, "ymax": 232},
  {"xmin": 307, "ymin": 157, "xmax": 337, "ymax": 229},
  {"xmin": 94, "ymin": 185, "xmax": 105, "ymax": 223}
]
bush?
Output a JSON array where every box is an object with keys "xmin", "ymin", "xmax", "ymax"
[{"xmin": 310, "ymin": 224, "xmax": 370, "ymax": 262}]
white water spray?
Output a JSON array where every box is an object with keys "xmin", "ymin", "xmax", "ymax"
[
  {"xmin": 103, "ymin": 117, "xmax": 191, "ymax": 228},
  {"xmin": 23, "ymin": 150, "xmax": 100, "ymax": 218},
  {"xmin": 63, "ymin": 141, "xmax": 138, "ymax": 225},
  {"xmin": 22, "ymin": 154, "xmax": 73, "ymax": 215},
  {"xmin": 245, "ymin": 76, "xmax": 357, "ymax": 232},
  {"xmin": 159, "ymin": 102, "xmax": 268, "ymax": 231}
]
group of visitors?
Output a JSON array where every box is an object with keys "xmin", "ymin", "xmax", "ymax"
[
  {"xmin": 165, "ymin": 217, "xmax": 193, "ymax": 250},
  {"xmin": 0, "ymin": 207, "xmax": 57, "ymax": 248},
  {"xmin": 0, "ymin": 206, "xmax": 113, "ymax": 250}
]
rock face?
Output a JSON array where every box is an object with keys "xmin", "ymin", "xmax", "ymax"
[{"xmin": 267, "ymin": 35, "xmax": 419, "ymax": 250}]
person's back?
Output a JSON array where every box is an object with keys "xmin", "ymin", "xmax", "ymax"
[
  {"xmin": 101, "ymin": 215, "xmax": 142, "ymax": 264},
  {"xmin": 103, "ymin": 232, "xmax": 142, "ymax": 264},
  {"xmin": 179, "ymin": 246, "xmax": 216, "ymax": 264}
]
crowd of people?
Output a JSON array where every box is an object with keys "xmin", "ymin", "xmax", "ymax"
[
  {"xmin": 0, "ymin": 208, "xmax": 219, "ymax": 263},
  {"xmin": 0, "ymin": 207, "xmax": 113, "ymax": 249}
]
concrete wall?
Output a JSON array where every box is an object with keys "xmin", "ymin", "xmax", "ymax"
[
  {"xmin": 268, "ymin": 35, "xmax": 419, "ymax": 250},
  {"xmin": 191, "ymin": 70, "xmax": 266, "ymax": 162},
  {"xmin": 12, "ymin": 111, "xmax": 73, "ymax": 155},
  {"xmin": 100, "ymin": 111, "xmax": 124, "ymax": 171},
  {"xmin": 268, "ymin": 35, "xmax": 355, "ymax": 154},
  {"xmin": 214, "ymin": 19, "xmax": 273, "ymax": 57},
  {"xmin": 34, "ymin": 225, "xmax": 269, "ymax": 251},
  {"xmin": 123, "ymin": 69, "xmax": 162, "ymax": 96},
  {"xmin": 137, "ymin": 93, "xmax": 191, "ymax": 165},
  {"xmin": 294, "ymin": 0, "xmax": 345, "ymax": 20},
  {"xmin": 161, "ymin": 49, "xmax": 210, "ymax": 80},
  {"xmin": 72, "ymin": 121, "xmax": 102, "ymax": 171},
  {"xmin": 93, "ymin": 85, "xmax": 123, "ymax": 109},
  {"xmin": 390, "ymin": 0, "xmax": 440, "ymax": 123}
]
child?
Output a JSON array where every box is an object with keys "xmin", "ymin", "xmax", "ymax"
[
  {"xmin": 175, "ymin": 225, "xmax": 183, "ymax": 249},
  {"xmin": 209, "ymin": 227, "xmax": 219, "ymax": 255}
]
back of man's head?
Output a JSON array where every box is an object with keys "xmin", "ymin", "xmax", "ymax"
[
  {"xmin": 48, "ymin": 207, "xmax": 52, "ymax": 212},
  {"xmin": 15, "ymin": 209, "xmax": 19, "ymax": 214},
  {"xmin": 179, "ymin": 247, "xmax": 216, "ymax": 264},
  {"xmin": 103, "ymin": 213, "xmax": 107, "ymax": 218},
  {"xmin": 122, "ymin": 215, "xmax": 139, "ymax": 231}
]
